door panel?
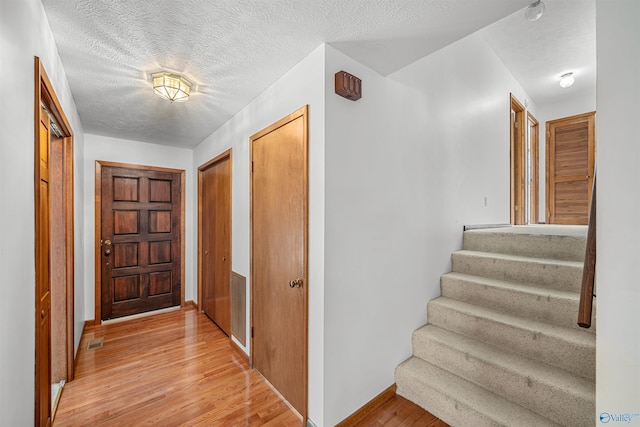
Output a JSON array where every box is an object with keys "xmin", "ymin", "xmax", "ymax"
[
  {"xmin": 546, "ymin": 112, "xmax": 595, "ymax": 225},
  {"xmin": 251, "ymin": 106, "xmax": 308, "ymax": 417},
  {"xmin": 200, "ymin": 153, "xmax": 232, "ymax": 335},
  {"xmin": 36, "ymin": 113, "xmax": 52, "ymax": 427},
  {"xmin": 100, "ymin": 166, "xmax": 181, "ymax": 320}
]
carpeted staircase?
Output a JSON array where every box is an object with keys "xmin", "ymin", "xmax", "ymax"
[{"xmin": 396, "ymin": 226, "xmax": 595, "ymax": 427}]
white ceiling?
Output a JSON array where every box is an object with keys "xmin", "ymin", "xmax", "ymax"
[
  {"xmin": 41, "ymin": 0, "xmax": 594, "ymax": 149},
  {"xmin": 480, "ymin": 0, "xmax": 596, "ymax": 108}
]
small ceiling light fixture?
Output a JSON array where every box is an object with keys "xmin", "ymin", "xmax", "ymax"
[
  {"xmin": 559, "ymin": 72, "xmax": 575, "ymax": 88},
  {"xmin": 525, "ymin": 0, "xmax": 545, "ymax": 21},
  {"xmin": 152, "ymin": 72, "xmax": 192, "ymax": 102}
]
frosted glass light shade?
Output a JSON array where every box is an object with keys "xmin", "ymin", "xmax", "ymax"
[
  {"xmin": 152, "ymin": 72, "xmax": 191, "ymax": 102},
  {"xmin": 525, "ymin": 0, "xmax": 545, "ymax": 21},
  {"xmin": 559, "ymin": 72, "xmax": 575, "ymax": 88}
]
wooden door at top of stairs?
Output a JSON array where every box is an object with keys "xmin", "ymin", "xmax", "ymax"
[
  {"xmin": 200, "ymin": 152, "xmax": 232, "ymax": 335},
  {"xmin": 251, "ymin": 106, "xmax": 308, "ymax": 419},
  {"xmin": 546, "ymin": 112, "xmax": 595, "ymax": 225},
  {"xmin": 100, "ymin": 165, "xmax": 182, "ymax": 320}
]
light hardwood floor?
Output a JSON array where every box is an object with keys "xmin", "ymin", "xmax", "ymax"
[
  {"xmin": 54, "ymin": 307, "xmax": 446, "ymax": 426},
  {"xmin": 355, "ymin": 396, "xmax": 449, "ymax": 427},
  {"xmin": 54, "ymin": 307, "xmax": 301, "ymax": 426}
]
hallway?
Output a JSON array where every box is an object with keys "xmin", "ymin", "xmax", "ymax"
[{"xmin": 53, "ymin": 307, "xmax": 300, "ymax": 426}]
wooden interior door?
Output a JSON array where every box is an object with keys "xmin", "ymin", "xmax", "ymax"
[
  {"xmin": 251, "ymin": 106, "xmax": 308, "ymax": 419},
  {"xmin": 100, "ymin": 166, "xmax": 182, "ymax": 320},
  {"xmin": 510, "ymin": 94, "xmax": 526, "ymax": 224},
  {"xmin": 199, "ymin": 152, "xmax": 232, "ymax": 335},
  {"xmin": 35, "ymin": 107, "xmax": 52, "ymax": 427},
  {"xmin": 36, "ymin": 57, "xmax": 75, "ymax": 425},
  {"xmin": 546, "ymin": 112, "xmax": 596, "ymax": 225}
]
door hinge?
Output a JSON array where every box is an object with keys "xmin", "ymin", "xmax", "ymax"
[
  {"xmin": 514, "ymin": 121, "xmax": 519, "ymax": 129},
  {"xmin": 251, "ymin": 327, "xmax": 254, "ymax": 338},
  {"xmin": 251, "ymin": 161, "xmax": 254, "ymax": 173},
  {"xmin": 514, "ymin": 205, "xmax": 519, "ymax": 212}
]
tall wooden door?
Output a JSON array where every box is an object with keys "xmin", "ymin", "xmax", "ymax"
[
  {"xmin": 36, "ymin": 57, "xmax": 75, "ymax": 426},
  {"xmin": 100, "ymin": 165, "xmax": 182, "ymax": 320},
  {"xmin": 199, "ymin": 152, "xmax": 232, "ymax": 335},
  {"xmin": 251, "ymin": 106, "xmax": 308, "ymax": 418},
  {"xmin": 35, "ymin": 107, "xmax": 52, "ymax": 427},
  {"xmin": 546, "ymin": 112, "xmax": 595, "ymax": 225}
]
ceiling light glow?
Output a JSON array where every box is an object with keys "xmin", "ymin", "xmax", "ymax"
[{"xmin": 152, "ymin": 72, "xmax": 192, "ymax": 102}]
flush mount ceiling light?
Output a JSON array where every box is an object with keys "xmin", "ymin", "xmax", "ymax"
[
  {"xmin": 152, "ymin": 72, "xmax": 192, "ymax": 102},
  {"xmin": 525, "ymin": 0, "xmax": 545, "ymax": 21},
  {"xmin": 559, "ymin": 72, "xmax": 575, "ymax": 88}
]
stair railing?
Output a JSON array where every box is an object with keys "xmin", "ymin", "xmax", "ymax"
[{"xmin": 578, "ymin": 173, "xmax": 596, "ymax": 328}]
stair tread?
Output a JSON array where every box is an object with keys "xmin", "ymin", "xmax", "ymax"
[
  {"xmin": 442, "ymin": 272, "xmax": 579, "ymax": 300},
  {"xmin": 397, "ymin": 356, "xmax": 562, "ymax": 427},
  {"xmin": 430, "ymin": 297, "xmax": 595, "ymax": 347},
  {"xmin": 465, "ymin": 225, "xmax": 587, "ymax": 238},
  {"xmin": 414, "ymin": 324, "xmax": 594, "ymax": 397},
  {"xmin": 454, "ymin": 249, "xmax": 583, "ymax": 268}
]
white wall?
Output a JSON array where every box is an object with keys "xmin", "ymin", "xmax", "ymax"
[
  {"xmin": 0, "ymin": 0, "xmax": 85, "ymax": 424},
  {"xmin": 322, "ymin": 34, "xmax": 534, "ymax": 425},
  {"xmin": 192, "ymin": 45, "xmax": 327, "ymax": 426},
  {"xmin": 596, "ymin": 0, "xmax": 640, "ymax": 423},
  {"xmin": 82, "ymin": 134, "xmax": 194, "ymax": 320}
]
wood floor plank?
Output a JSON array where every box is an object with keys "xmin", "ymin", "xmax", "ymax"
[
  {"xmin": 354, "ymin": 395, "xmax": 449, "ymax": 427},
  {"xmin": 54, "ymin": 308, "xmax": 301, "ymax": 426}
]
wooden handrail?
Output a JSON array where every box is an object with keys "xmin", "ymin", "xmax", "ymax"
[{"xmin": 578, "ymin": 174, "xmax": 596, "ymax": 328}]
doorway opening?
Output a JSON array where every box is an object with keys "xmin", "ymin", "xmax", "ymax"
[
  {"xmin": 510, "ymin": 94, "xmax": 526, "ymax": 224},
  {"xmin": 34, "ymin": 57, "xmax": 75, "ymax": 426},
  {"xmin": 510, "ymin": 94, "xmax": 540, "ymax": 225}
]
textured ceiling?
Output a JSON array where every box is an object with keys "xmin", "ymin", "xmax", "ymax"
[
  {"xmin": 480, "ymin": 0, "xmax": 596, "ymax": 108},
  {"xmin": 42, "ymin": 0, "xmax": 535, "ymax": 148}
]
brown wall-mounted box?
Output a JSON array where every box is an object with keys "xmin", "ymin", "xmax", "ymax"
[{"xmin": 335, "ymin": 70, "xmax": 362, "ymax": 101}]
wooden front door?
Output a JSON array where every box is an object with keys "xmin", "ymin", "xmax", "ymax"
[
  {"xmin": 251, "ymin": 106, "xmax": 308, "ymax": 418},
  {"xmin": 546, "ymin": 112, "xmax": 596, "ymax": 225},
  {"xmin": 100, "ymin": 165, "xmax": 182, "ymax": 320},
  {"xmin": 199, "ymin": 151, "xmax": 232, "ymax": 335}
]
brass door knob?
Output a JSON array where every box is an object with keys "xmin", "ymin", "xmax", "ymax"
[{"xmin": 289, "ymin": 278, "xmax": 303, "ymax": 288}]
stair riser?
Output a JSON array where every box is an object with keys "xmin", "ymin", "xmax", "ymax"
[
  {"xmin": 441, "ymin": 275, "xmax": 596, "ymax": 333},
  {"xmin": 452, "ymin": 253, "xmax": 582, "ymax": 292},
  {"xmin": 413, "ymin": 333, "xmax": 594, "ymax": 426},
  {"xmin": 395, "ymin": 359, "xmax": 561, "ymax": 427},
  {"xmin": 463, "ymin": 232, "xmax": 586, "ymax": 262},
  {"xmin": 396, "ymin": 378, "xmax": 504, "ymax": 427},
  {"xmin": 428, "ymin": 302, "xmax": 595, "ymax": 380}
]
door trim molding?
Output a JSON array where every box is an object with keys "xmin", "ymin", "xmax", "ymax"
[
  {"xmin": 93, "ymin": 161, "xmax": 186, "ymax": 325},
  {"xmin": 197, "ymin": 149, "xmax": 233, "ymax": 314},
  {"xmin": 510, "ymin": 93, "xmax": 526, "ymax": 225},
  {"xmin": 249, "ymin": 105, "xmax": 309, "ymax": 420},
  {"xmin": 527, "ymin": 112, "xmax": 540, "ymax": 224},
  {"xmin": 34, "ymin": 56, "xmax": 75, "ymax": 425}
]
